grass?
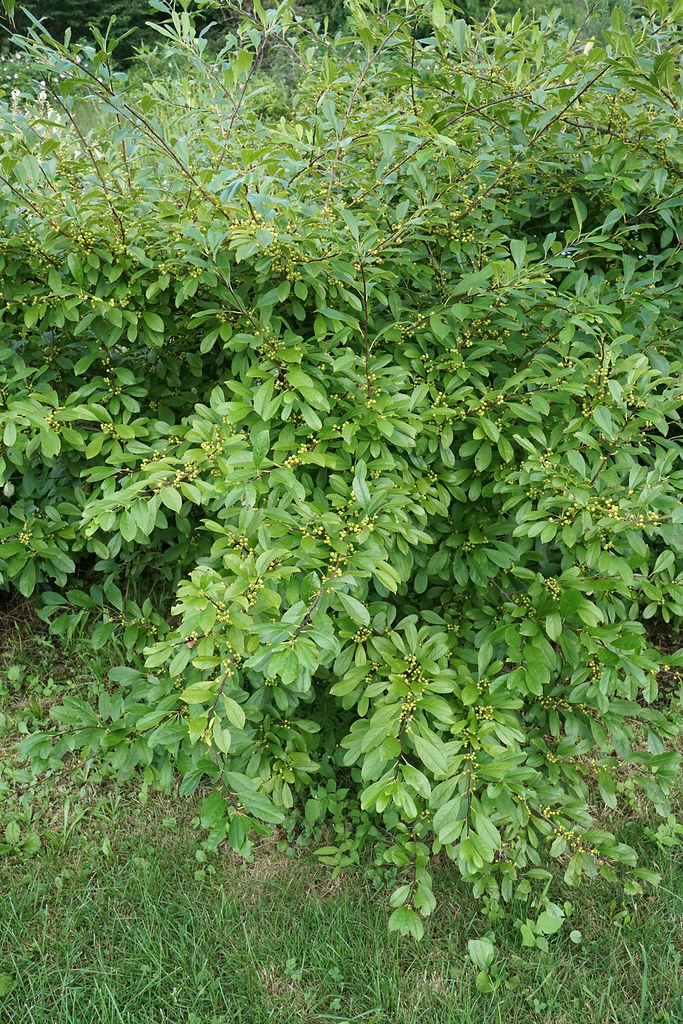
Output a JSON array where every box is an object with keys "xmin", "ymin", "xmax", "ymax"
[
  {"xmin": 1, "ymin": 814, "xmax": 682, "ymax": 1024},
  {"xmin": 1, "ymin": 615, "xmax": 682, "ymax": 1024}
]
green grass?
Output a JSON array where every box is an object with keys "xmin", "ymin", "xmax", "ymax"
[
  {"xmin": 1, "ymin": 621, "xmax": 682, "ymax": 1024},
  {"xmin": 1, "ymin": 817, "xmax": 682, "ymax": 1024}
]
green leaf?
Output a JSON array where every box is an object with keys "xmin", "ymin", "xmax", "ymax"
[
  {"xmin": 18, "ymin": 559, "xmax": 37, "ymax": 597},
  {"xmin": 200, "ymin": 791, "xmax": 226, "ymax": 827},
  {"xmin": 536, "ymin": 911, "xmax": 564, "ymax": 935},
  {"xmin": 566, "ymin": 449, "xmax": 585, "ymax": 477},
  {"xmin": 161, "ymin": 487, "xmax": 182, "ymax": 512},
  {"xmin": 433, "ymin": 0, "xmax": 446, "ymax": 28},
  {"xmin": 223, "ymin": 772, "xmax": 284, "ymax": 824},
  {"xmin": 3, "ymin": 421, "xmax": 16, "ymax": 447},
  {"xmin": 545, "ymin": 613, "xmax": 562, "ymax": 641},
  {"xmin": 453, "ymin": 18, "xmax": 467, "ymax": 53},
  {"xmin": 510, "ymin": 239, "xmax": 526, "ymax": 268},
  {"xmin": 433, "ymin": 797, "xmax": 465, "ymax": 844},
  {"xmin": 212, "ymin": 719, "xmax": 232, "ymax": 753},
  {"xmin": 143, "ymin": 311, "xmax": 164, "ymax": 332},
  {"xmin": 653, "ymin": 550, "xmax": 674, "ymax": 575},
  {"xmin": 592, "ymin": 406, "xmax": 613, "ymax": 436},
  {"xmin": 467, "ymin": 938, "xmax": 495, "ymax": 971},
  {"xmin": 119, "ymin": 511, "xmax": 138, "ymax": 543},
  {"xmin": 254, "ymin": 377, "xmax": 275, "ymax": 418},
  {"xmin": 475, "ymin": 970, "xmax": 495, "ymax": 993},
  {"xmin": 411, "ymin": 731, "xmax": 448, "ymax": 776},
  {"xmin": 250, "ymin": 424, "xmax": 269, "ymax": 470},
  {"xmin": 475, "ymin": 442, "xmax": 492, "ymax": 472},
  {"xmin": 337, "ymin": 591, "xmax": 370, "ymax": 625},
  {"xmin": 472, "ymin": 809, "xmax": 501, "ymax": 852},
  {"xmin": 0, "ymin": 973, "xmax": 15, "ymax": 998},
  {"xmin": 353, "ymin": 474, "xmax": 371, "ymax": 507},
  {"xmin": 5, "ymin": 821, "xmax": 20, "ymax": 845},
  {"xmin": 597, "ymin": 768, "xmax": 617, "ymax": 809},
  {"xmin": 179, "ymin": 681, "xmax": 218, "ymax": 704},
  {"xmin": 222, "ymin": 695, "xmax": 246, "ymax": 730},
  {"xmin": 388, "ymin": 905, "xmax": 424, "ymax": 939},
  {"xmin": 305, "ymin": 798, "xmax": 321, "ymax": 825},
  {"xmin": 40, "ymin": 430, "xmax": 61, "ymax": 458}
]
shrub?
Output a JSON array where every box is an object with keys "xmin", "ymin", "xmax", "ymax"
[{"xmin": 1, "ymin": 0, "xmax": 682, "ymax": 938}]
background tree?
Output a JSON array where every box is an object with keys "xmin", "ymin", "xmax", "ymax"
[{"xmin": 2, "ymin": 0, "xmax": 165, "ymax": 57}]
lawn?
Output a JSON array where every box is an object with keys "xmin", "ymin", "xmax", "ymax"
[{"xmin": 1, "ymin": 620, "xmax": 681, "ymax": 1024}]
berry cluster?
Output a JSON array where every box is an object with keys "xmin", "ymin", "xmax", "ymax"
[
  {"xmin": 402, "ymin": 653, "xmax": 423, "ymax": 689},
  {"xmin": 269, "ymin": 242, "xmax": 303, "ymax": 282},
  {"xmin": 284, "ymin": 442, "xmax": 312, "ymax": 468},
  {"xmin": 400, "ymin": 690, "xmax": 419, "ymax": 731},
  {"xmin": 103, "ymin": 372, "xmax": 122, "ymax": 396},
  {"xmin": 300, "ymin": 522, "xmax": 325, "ymax": 541},
  {"xmin": 111, "ymin": 612, "xmax": 159, "ymax": 638},
  {"xmin": 435, "ymin": 219, "xmax": 478, "ymax": 244},
  {"xmin": 588, "ymin": 655, "xmax": 602, "ymax": 681},
  {"xmin": 466, "ymin": 320, "xmax": 512, "ymax": 358},
  {"xmin": 581, "ymin": 363, "xmax": 611, "ymax": 416},
  {"xmin": 536, "ymin": 695, "xmax": 591, "ymax": 715},
  {"xmin": 200, "ymin": 425, "xmax": 224, "ymax": 458},
  {"xmin": 623, "ymin": 390, "xmax": 647, "ymax": 410},
  {"xmin": 339, "ymin": 516, "xmax": 374, "ymax": 540},
  {"xmin": 151, "ymin": 462, "xmax": 199, "ymax": 495},
  {"xmin": 245, "ymin": 578, "xmax": 263, "ymax": 608},
  {"xmin": 223, "ymin": 533, "xmax": 251, "ymax": 556},
  {"xmin": 45, "ymin": 409, "xmax": 62, "ymax": 433},
  {"xmin": 214, "ymin": 601, "xmax": 232, "ymax": 625},
  {"xmin": 548, "ymin": 819, "xmax": 600, "ymax": 859}
]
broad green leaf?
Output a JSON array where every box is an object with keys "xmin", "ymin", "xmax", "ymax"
[
  {"xmin": 433, "ymin": 0, "xmax": 446, "ymax": 29},
  {"xmin": 222, "ymin": 696, "xmax": 246, "ymax": 729},
  {"xmin": 467, "ymin": 938, "xmax": 495, "ymax": 971},
  {"xmin": 337, "ymin": 591, "xmax": 370, "ymax": 625},
  {"xmin": 179, "ymin": 681, "xmax": 218, "ymax": 704}
]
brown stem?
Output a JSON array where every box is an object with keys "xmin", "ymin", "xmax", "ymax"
[
  {"xmin": 47, "ymin": 83, "xmax": 126, "ymax": 244},
  {"xmin": 209, "ymin": 657, "xmax": 236, "ymax": 720},
  {"xmin": 359, "ymin": 262, "xmax": 373, "ymax": 398},
  {"xmin": 322, "ymin": 13, "xmax": 413, "ymax": 212}
]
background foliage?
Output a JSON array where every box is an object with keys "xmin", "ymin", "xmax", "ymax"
[
  {"xmin": 3, "ymin": 0, "xmax": 165, "ymax": 58},
  {"xmin": 1, "ymin": 0, "xmax": 639, "ymax": 58},
  {"xmin": 0, "ymin": 0, "xmax": 682, "ymax": 943}
]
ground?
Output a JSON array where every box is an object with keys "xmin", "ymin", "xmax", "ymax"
[{"xmin": 0, "ymin": 605, "xmax": 681, "ymax": 1024}]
